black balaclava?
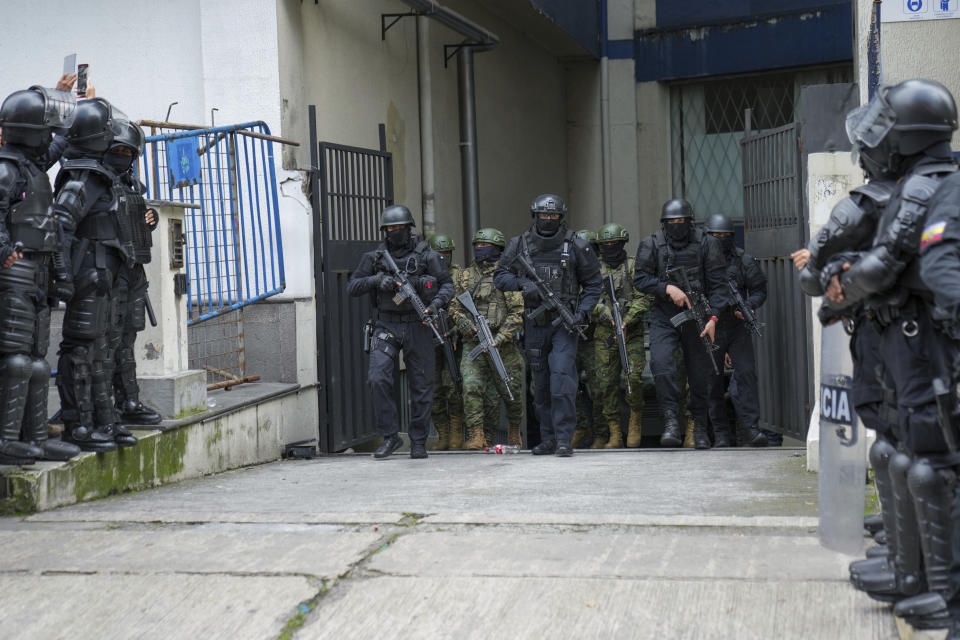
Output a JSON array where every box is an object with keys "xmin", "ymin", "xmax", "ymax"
[
  {"xmin": 386, "ymin": 226, "xmax": 411, "ymax": 250},
  {"xmin": 715, "ymin": 235, "xmax": 735, "ymax": 256},
  {"xmin": 535, "ymin": 216, "xmax": 561, "ymax": 236},
  {"xmin": 104, "ymin": 151, "xmax": 135, "ymax": 172},
  {"xmin": 664, "ymin": 220, "xmax": 690, "ymax": 246},
  {"xmin": 600, "ymin": 242, "xmax": 626, "ymax": 267},
  {"xmin": 474, "ymin": 245, "xmax": 501, "ymax": 264}
]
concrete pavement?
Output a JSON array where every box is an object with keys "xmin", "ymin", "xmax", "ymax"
[{"xmin": 0, "ymin": 449, "xmax": 898, "ymax": 639}]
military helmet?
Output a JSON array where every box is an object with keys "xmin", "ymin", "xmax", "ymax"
[
  {"xmin": 110, "ymin": 121, "xmax": 146, "ymax": 155},
  {"xmin": 597, "ymin": 223, "xmax": 628, "ymax": 243},
  {"xmin": 472, "ymin": 227, "xmax": 505, "ymax": 248},
  {"xmin": 379, "ymin": 204, "xmax": 416, "ymax": 230},
  {"xmin": 0, "ymin": 86, "xmax": 76, "ymax": 148},
  {"xmin": 574, "ymin": 229, "xmax": 598, "ymax": 248},
  {"xmin": 660, "ymin": 199, "xmax": 694, "ymax": 221},
  {"xmin": 66, "ymin": 98, "xmax": 129, "ymax": 153},
  {"xmin": 427, "ymin": 232, "xmax": 455, "ymax": 252},
  {"xmin": 530, "ymin": 193, "xmax": 567, "ymax": 217},
  {"xmin": 704, "ymin": 213, "xmax": 734, "ymax": 234},
  {"xmin": 847, "ymin": 79, "xmax": 958, "ymax": 158}
]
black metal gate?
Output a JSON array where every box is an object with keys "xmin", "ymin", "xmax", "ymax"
[
  {"xmin": 310, "ymin": 108, "xmax": 395, "ymax": 453},
  {"xmin": 741, "ymin": 115, "xmax": 814, "ymax": 441}
]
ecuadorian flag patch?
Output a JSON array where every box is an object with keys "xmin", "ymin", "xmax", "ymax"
[{"xmin": 921, "ymin": 221, "xmax": 946, "ymax": 249}]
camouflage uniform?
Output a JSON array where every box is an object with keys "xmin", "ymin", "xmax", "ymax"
[
  {"xmin": 427, "ymin": 233, "xmax": 464, "ymax": 450},
  {"xmin": 451, "ymin": 260, "xmax": 525, "ymax": 448},
  {"xmin": 594, "ymin": 256, "xmax": 653, "ymax": 447},
  {"xmin": 572, "ymin": 325, "xmax": 606, "ymax": 447}
]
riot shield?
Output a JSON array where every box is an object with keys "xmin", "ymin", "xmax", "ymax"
[{"xmin": 818, "ymin": 322, "xmax": 866, "ymax": 554}]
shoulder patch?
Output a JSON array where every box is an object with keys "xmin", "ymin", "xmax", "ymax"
[{"xmin": 921, "ymin": 221, "xmax": 946, "ymax": 250}]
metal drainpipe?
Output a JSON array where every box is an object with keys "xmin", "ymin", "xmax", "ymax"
[
  {"xmin": 417, "ymin": 16, "xmax": 437, "ymax": 236},
  {"xmin": 399, "ymin": 0, "xmax": 499, "ymax": 254},
  {"xmin": 600, "ymin": 0, "xmax": 612, "ymax": 224}
]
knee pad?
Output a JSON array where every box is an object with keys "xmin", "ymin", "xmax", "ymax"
[
  {"xmin": 29, "ymin": 358, "xmax": 50, "ymax": 385},
  {"xmin": 63, "ymin": 290, "xmax": 109, "ymax": 341},
  {"xmin": 891, "ymin": 450, "xmax": 914, "ymax": 482},
  {"xmin": 0, "ymin": 291, "xmax": 37, "ymax": 353},
  {"xmin": 870, "ymin": 437, "xmax": 897, "ymax": 472},
  {"xmin": 0, "ymin": 353, "xmax": 33, "ymax": 382},
  {"xmin": 908, "ymin": 459, "xmax": 955, "ymax": 500}
]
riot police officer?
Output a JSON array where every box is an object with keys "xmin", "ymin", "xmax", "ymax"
[
  {"xmin": 450, "ymin": 227, "xmax": 525, "ymax": 449},
  {"xmin": 0, "ymin": 86, "xmax": 80, "ymax": 463},
  {"xmin": 634, "ymin": 199, "xmax": 728, "ymax": 449},
  {"xmin": 493, "ymin": 194, "xmax": 601, "ymax": 457},
  {"xmin": 346, "ymin": 205, "xmax": 454, "ymax": 459},
  {"xmin": 426, "ymin": 232, "xmax": 463, "ymax": 450},
  {"xmin": 703, "ymin": 214, "xmax": 767, "ymax": 447},
  {"xmin": 108, "ymin": 121, "xmax": 162, "ymax": 426},
  {"xmin": 571, "ymin": 229, "xmax": 605, "ymax": 448},
  {"xmin": 54, "ymin": 98, "xmax": 139, "ymax": 452},
  {"xmin": 827, "ymin": 79, "xmax": 959, "ymax": 629},
  {"xmin": 594, "ymin": 223, "xmax": 652, "ymax": 448}
]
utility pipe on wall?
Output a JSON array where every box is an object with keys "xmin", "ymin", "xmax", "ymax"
[
  {"xmin": 600, "ymin": 0, "xmax": 612, "ymax": 224},
  {"xmin": 417, "ymin": 16, "xmax": 437, "ymax": 235}
]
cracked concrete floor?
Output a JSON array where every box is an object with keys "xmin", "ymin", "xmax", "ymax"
[{"xmin": 0, "ymin": 449, "xmax": 897, "ymax": 639}]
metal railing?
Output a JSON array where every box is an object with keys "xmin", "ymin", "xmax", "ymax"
[{"xmin": 138, "ymin": 121, "xmax": 288, "ymax": 325}]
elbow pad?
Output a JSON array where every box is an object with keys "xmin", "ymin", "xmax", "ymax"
[
  {"xmin": 53, "ymin": 179, "xmax": 86, "ymax": 229},
  {"xmin": 799, "ymin": 266, "xmax": 825, "ymax": 297},
  {"xmin": 839, "ymin": 246, "xmax": 904, "ymax": 305},
  {"xmin": 809, "ymin": 197, "xmax": 878, "ymax": 268}
]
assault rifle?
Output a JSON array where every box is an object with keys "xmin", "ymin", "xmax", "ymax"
[
  {"xmin": 605, "ymin": 274, "xmax": 632, "ymax": 394},
  {"xmin": 512, "ymin": 252, "xmax": 587, "ymax": 340},
  {"xmin": 932, "ymin": 377, "xmax": 960, "ymax": 454},
  {"xmin": 727, "ymin": 280, "xmax": 763, "ymax": 338},
  {"xmin": 666, "ymin": 266, "xmax": 720, "ymax": 375},
  {"xmin": 378, "ymin": 249, "xmax": 460, "ymax": 383},
  {"xmin": 456, "ymin": 291, "xmax": 514, "ymax": 401}
]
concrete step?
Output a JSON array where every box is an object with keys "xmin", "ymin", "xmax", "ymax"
[{"xmin": 0, "ymin": 382, "xmax": 317, "ymax": 514}]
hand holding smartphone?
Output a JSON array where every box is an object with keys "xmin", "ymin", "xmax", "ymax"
[{"xmin": 76, "ymin": 63, "xmax": 89, "ymax": 97}]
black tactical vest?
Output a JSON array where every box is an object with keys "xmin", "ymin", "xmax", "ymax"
[
  {"xmin": 520, "ymin": 228, "xmax": 578, "ymax": 306},
  {"xmin": 0, "ymin": 150, "xmax": 57, "ymax": 252},
  {"xmin": 60, "ymin": 159, "xmax": 124, "ymax": 250},
  {"xmin": 115, "ymin": 178, "xmax": 152, "ymax": 264},
  {"xmin": 653, "ymin": 228, "xmax": 705, "ymax": 291},
  {"xmin": 373, "ymin": 239, "xmax": 432, "ymax": 312}
]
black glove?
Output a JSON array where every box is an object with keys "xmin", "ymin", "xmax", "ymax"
[
  {"xmin": 519, "ymin": 278, "xmax": 541, "ymax": 303},
  {"xmin": 574, "ymin": 309, "xmax": 589, "ymax": 326},
  {"xmin": 52, "ymin": 277, "xmax": 74, "ymax": 303},
  {"xmin": 372, "ymin": 273, "xmax": 396, "ymax": 293},
  {"xmin": 427, "ymin": 298, "xmax": 445, "ymax": 315}
]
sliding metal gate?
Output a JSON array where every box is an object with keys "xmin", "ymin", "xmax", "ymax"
[
  {"xmin": 310, "ymin": 109, "xmax": 395, "ymax": 453},
  {"xmin": 741, "ymin": 114, "xmax": 814, "ymax": 441}
]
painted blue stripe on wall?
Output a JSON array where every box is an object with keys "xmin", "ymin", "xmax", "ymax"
[
  {"xmin": 656, "ymin": 0, "xmax": 850, "ymax": 30},
  {"xmin": 635, "ymin": 4, "xmax": 852, "ymax": 82},
  {"xmin": 607, "ymin": 39, "xmax": 634, "ymax": 60}
]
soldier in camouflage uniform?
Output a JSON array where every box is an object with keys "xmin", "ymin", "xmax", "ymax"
[
  {"xmin": 427, "ymin": 233, "xmax": 464, "ymax": 450},
  {"xmin": 450, "ymin": 228, "xmax": 525, "ymax": 448},
  {"xmin": 593, "ymin": 223, "xmax": 652, "ymax": 448},
  {"xmin": 571, "ymin": 230, "xmax": 606, "ymax": 448}
]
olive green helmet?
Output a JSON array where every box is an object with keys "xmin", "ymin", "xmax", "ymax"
[
  {"xmin": 597, "ymin": 223, "xmax": 628, "ymax": 243},
  {"xmin": 472, "ymin": 227, "xmax": 505, "ymax": 248},
  {"xmin": 574, "ymin": 229, "xmax": 597, "ymax": 243},
  {"xmin": 427, "ymin": 233, "xmax": 455, "ymax": 252}
]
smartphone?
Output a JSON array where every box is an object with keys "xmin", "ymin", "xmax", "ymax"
[
  {"xmin": 62, "ymin": 53, "xmax": 77, "ymax": 77},
  {"xmin": 76, "ymin": 63, "xmax": 88, "ymax": 97}
]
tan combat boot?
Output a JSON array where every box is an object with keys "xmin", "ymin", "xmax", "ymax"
[
  {"xmin": 683, "ymin": 416, "xmax": 695, "ymax": 448},
  {"xmin": 571, "ymin": 427, "xmax": 590, "ymax": 448},
  {"xmin": 448, "ymin": 416, "xmax": 464, "ymax": 450},
  {"xmin": 507, "ymin": 423, "xmax": 523, "ymax": 447},
  {"xmin": 626, "ymin": 410, "xmax": 643, "ymax": 448},
  {"xmin": 604, "ymin": 422, "xmax": 623, "ymax": 448},
  {"xmin": 431, "ymin": 421, "xmax": 450, "ymax": 451},
  {"xmin": 462, "ymin": 423, "xmax": 486, "ymax": 450},
  {"xmin": 590, "ymin": 433, "xmax": 608, "ymax": 448}
]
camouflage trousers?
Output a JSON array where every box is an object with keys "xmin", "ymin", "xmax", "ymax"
[
  {"xmin": 594, "ymin": 325, "xmax": 646, "ymax": 423},
  {"xmin": 431, "ymin": 345, "xmax": 463, "ymax": 432},
  {"xmin": 461, "ymin": 339, "xmax": 524, "ymax": 444},
  {"xmin": 575, "ymin": 338, "xmax": 606, "ymax": 439}
]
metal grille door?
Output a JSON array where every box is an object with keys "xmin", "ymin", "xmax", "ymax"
[
  {"xmin": 742, "ymin": 117, "xmax": 813, "ymax": 441},
  {"xmin": 310, "ymin": 110, "xmax": 395, "ymax": 453}
]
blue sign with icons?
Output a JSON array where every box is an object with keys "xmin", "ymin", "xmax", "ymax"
[
  {"xmin": 884, "ymin": 0, "xmax": 957, "ymax": 20},
  {"xmin": 165, "ymin": 137, "xmax": 201, "ymax": 189},
  {"xmin": 907, "ymin": 0, "xmax": 923, "ymax": 9}
]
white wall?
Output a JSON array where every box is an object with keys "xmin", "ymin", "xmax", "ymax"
[{"xmin": 0, "ymin": 0, "xmax": 314, "ymax": 301}]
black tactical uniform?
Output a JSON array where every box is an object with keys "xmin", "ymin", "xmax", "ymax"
[
  {"xmin": 493, "ymin": 194, "xmax": 601, "ymax": 457},
  {"xmin": 633, "ymin": 199, "xmax": 729, "ymax": 449},
  {"xmin": 346, "ymin": 205, "xmax": 454, "ymax": 459},
  {"xmin": 54, "ymin": 98, "xmax": 139, "ymax": 452},
  {"xmin": 703, "ymin": 214, "xmax": 767, "ymax": 447},
  {"xmin": 834, "ymin": 80, "xmax": 960, "ymax": 630},
  {"xmin": 107, "ymin": 122, "xmax": 161, "ymax": 426},
  {"xmin": 0, "ymin": 87, "xmax": 80, "ymax": 463}
]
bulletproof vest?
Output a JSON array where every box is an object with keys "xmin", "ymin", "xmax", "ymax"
[
  {"xmin": 520, "ymin": 228, "xmax": 578, "ymax": 305},
  {"xmin": 653, "ymin": 228, "xmax": 705, "ymax": 291},
  {"xmin": 373, "ymin": 239, "xmax": 431, "ymax": 312},
  {"xmin": 464, "ymin": 262, "xmax": 509, "ymax": 329},
  {"xmin": 0, "ymin": 150, "xmax": 57, "ymax": 252},
  {"xmin": 114, "ymin": 178, "xmax": 152, "ymax": 264},
  {"xmin": 61, "ymin": 159, "xmax": 125, "ymax": 251},
  {"xmin": 601, "ymin": 257, "xmax": 634, "ymax": 305}
]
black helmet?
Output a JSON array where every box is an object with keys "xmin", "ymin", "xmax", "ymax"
[
  {"xmin": 847, "ymin": 79, "xmax": 958, "ymax": 159},
  {"xmin": 66, "ymin": 98, "xmax": 129, "ymax": 153},
  {"xmin": 110, "ymin": 121, "xmax": 146, "ymax": 155},
  {"xmin": 704, "ymin": 213, "xmax": 734, "ymax": 234},
  {"xmin": 0, "ymin": 86, "xmax": 76, "ymax": 149},
  {"xmin": 379, "ymin": 204, "xmax": 415, "ymax": 229},
  {"xmin": 660, "ymin": 199, "xmax": 694, "ymax": 221},
  {"xmin": 530, "ymin": 193, "xmax": 567, "ymax": 217}
]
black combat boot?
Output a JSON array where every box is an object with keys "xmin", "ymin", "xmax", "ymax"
[
  {"xmin": 106, "ymin": 423, "xmax": 138, "ymax": 448},
  {"xmin": 693, "ymin": 421, "xmax": 711, "ymax": 450},
  {"xmin": 532, "ymin": 440, "xmax": 556, "ymax": 455},
  {"xmin": 62, "ymin": 423, "xmax": 118, "ymax": 453},
  {"xmin": 893, "ymin": 593, "xmax": 952, "ymax": 631},
  {"xmin": 660, "ymin": 410, "xmax": 682, "ymax": 447},
  {"xmin": 117, "ymin": 399, "xmax": 162, "ymax": 426},
  {"xmin": 713, "ymin": 429, "xmax": 731, "ymax": 448},
  {"xmin": 744, "ymin": 423, "xmax": 768, "ymax": 447},
  {"xmin": 374, "ymin": 433, "xmax": 403, "ymax": 459},
  {"xmin": 555, "ymin": 440, "xmax": 573, "ymax": 457},
  {"xmin": 410, "ymin": 441, "xmax": 428, "ymax": 459}
]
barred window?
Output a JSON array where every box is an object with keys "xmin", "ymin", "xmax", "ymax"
[{"xmin": 670, "ymin": 65, "xmax": 852, "ymax": 220}]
